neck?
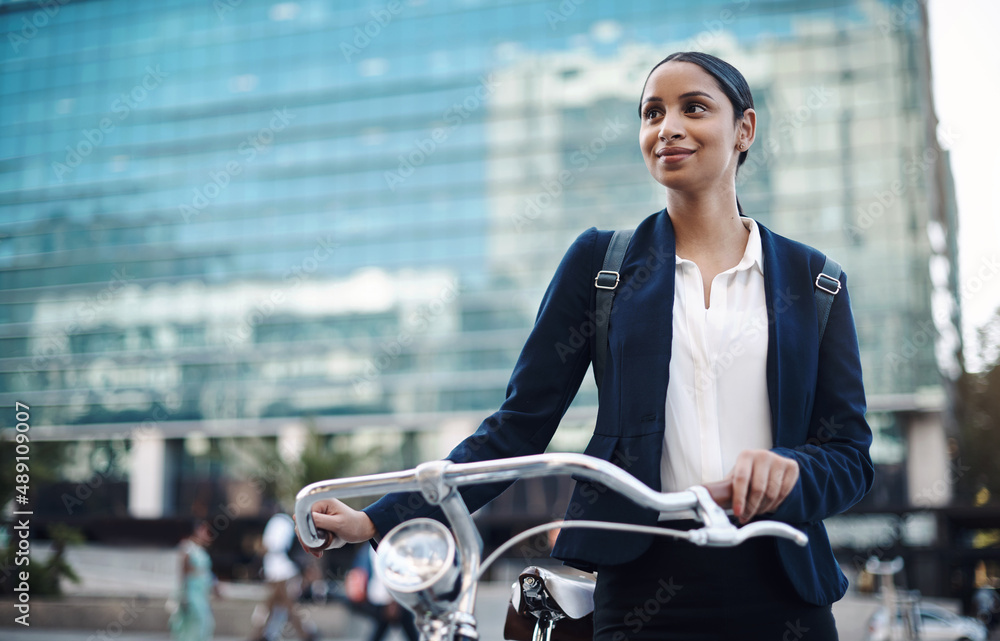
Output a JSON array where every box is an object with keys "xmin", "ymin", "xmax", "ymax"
[{"xmin": 664, "ymin": 187, "xmax": 746, "ymax": 259}]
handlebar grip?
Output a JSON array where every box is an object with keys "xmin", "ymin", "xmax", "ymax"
[
  {"xmin": 296, "ymin": 511, "xmax": 344, "ymax": 552},
  {"xmin": 296, "ymin": 511, "xmax": 325, "ymax": 549}
]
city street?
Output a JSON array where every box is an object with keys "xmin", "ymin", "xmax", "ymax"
[{"xmin": 1, "ymin": 579, "xmax": 890, "ymax": 641}]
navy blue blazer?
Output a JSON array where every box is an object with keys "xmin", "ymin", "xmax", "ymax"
[{"xmin": 364, "ymin": 208, "xmax": 874, "ymax": 607}]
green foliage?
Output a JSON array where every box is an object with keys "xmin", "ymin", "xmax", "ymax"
[
  {"xmin": 221, "ymin": 420, "xmax": 381, "ymax": 510},
  {"xmin": 298, "ymin": 429, "xmax": 359, "ymax": 487},
  {"xmin": 955, "ymin": 314, "xmax": 1000, "ymax": 504},
  {"xmin": 0, "ymin": 523, "xmax": 82, "ymax": 596}
]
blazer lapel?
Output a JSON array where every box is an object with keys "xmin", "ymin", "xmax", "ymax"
[
  {"xmin": 761, "ymin": 225, "xmax": 783, "ymax": 446},
  {"xmin": 609, "ymin": 211, "xmax": 676, "ymax": 438}
]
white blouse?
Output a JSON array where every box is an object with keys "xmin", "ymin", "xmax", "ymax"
[{"xmin": 659, "ymin": 216, "xmax": 773, "ymax": 517}]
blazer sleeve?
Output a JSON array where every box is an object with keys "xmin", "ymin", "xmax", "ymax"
[
  {"xmin": 769, "ymin": 269, "xmax": 875, "ymax": 524},
  {"xmin": 362, "ymin": 228, "xmax": 600, "ymax": 537}
]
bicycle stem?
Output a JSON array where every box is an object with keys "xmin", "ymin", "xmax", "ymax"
[{"xmin": 417, "ymin": 460, "xmax": 482, "ymax": 640}]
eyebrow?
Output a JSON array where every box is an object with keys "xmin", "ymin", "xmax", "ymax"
[{"xmin": 641, "ymin": 91, "xmax": 717, "ymax": 106}]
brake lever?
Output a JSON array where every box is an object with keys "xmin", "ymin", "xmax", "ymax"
[
  {"xmin": 686, "ymin": 485, "xmax": 808, "ymax": 547},
  {"xmin": 734, "ymin": 521, "xmax": 809, "ymax": 546}
]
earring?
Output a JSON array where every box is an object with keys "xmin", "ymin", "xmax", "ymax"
[{"xmin": 739, "ymin": 143, "xmax": 746, "ymax": 150}]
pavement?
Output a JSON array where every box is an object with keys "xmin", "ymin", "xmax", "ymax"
[{"xmin": 0, "ymin": 544, "xmax": 917, "ymax": 641}]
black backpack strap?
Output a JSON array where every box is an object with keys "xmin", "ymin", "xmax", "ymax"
[
  {"xmin": 814, "ymin": 256, "xmax": 842, "ymax": 345},
  {"xmin": 593, "ymin": 229, "xmax": 633, "ymax": 392}
]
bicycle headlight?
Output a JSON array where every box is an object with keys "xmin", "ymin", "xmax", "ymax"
[{"xmin": 375, "ymin": 518, "xmax": 460, "ymax": 614}]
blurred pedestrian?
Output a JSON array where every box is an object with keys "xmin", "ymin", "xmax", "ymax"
[
  {"xmin": 975, "ymin": 581, "xmax": 999, "ymax": 632},
  {"xmin": 349, "ymin": 546, "xmax": 418, "ymax": 641},
  {"xmin": 170, "ymin": 519, "xmax": 217, "ymax": 641},
  {"xmin": 250, "ymin": 510, "xmax": 319, "ymax": 641}
]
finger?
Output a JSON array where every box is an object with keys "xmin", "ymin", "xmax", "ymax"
[
  {"xmin": 759, "ymin": 466, "xmax": 785, "ymax": 515},
  {"xmin": 293, "ymin": 514, "xmax": 332, "ymax": 558},
  {"xmin": 702, "ymin": 480, "xmax": 733, "ymax": 508},
  {"xmin": 778, "ymin": 462, "xmax": 800, "ymax": 507},
  {"xmin": 296, "ymin": 530, "xmax": 324, "ymax": 558},
  {"xmin": 730, "ymin": 457, "xmax": 752, "ymax": 520},
  {"xmin": 313, "ymin": 512, "xmax": 354, "ymax": 549},
  {"xmin": 760, "ymin": 458, "xmax": 798, "ymax": 515},
  {"xmin": 313, "ymin": 511, "xmax": 345, "ymax": 535},
  {"xmin": 743, "ymin": 456, "xmax": 770, "ymax": 523}
]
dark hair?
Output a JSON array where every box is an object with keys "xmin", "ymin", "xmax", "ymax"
[{"xmin": 638, "ymin": 51, "xmax": 755, "ymax": 181}]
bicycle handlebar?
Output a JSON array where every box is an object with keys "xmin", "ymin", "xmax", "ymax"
[{"xmin": 294, "ymin": 452, "xmax": 808, "ymax": 549}]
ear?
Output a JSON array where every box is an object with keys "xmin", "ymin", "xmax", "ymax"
[{"xmin": 736, "ymin": 108, "xmax": 756, "ymax": 150}]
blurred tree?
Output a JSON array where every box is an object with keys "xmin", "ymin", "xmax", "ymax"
[
  {"xmin": 0, "ymin": 523, "xmax": 82, "ymax": 596},
  {"xmin": 954, "ymin": 310, "xmax": 1000, "ymax": 504},
  {"xmin": 221, "ymin": 418, "xmax": 382, "ymax": 513}
]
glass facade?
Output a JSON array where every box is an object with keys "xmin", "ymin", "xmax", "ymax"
[{"xmin": 0, "ymin": 0, "xmax": 958, "ymax": 512}]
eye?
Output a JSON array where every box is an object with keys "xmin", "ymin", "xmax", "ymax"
[
  {"xmin": 643, "ymin": 108, "xmax": 661, "ymax": 120},
  {"xmin": 685, "ymin": 103, "xmax": 707, "ymax": 114}
]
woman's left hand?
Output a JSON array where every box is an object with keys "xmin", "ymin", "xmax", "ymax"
[{"xmin": 716, "ymin": 450, "xmax": 799, "ymax": 524}]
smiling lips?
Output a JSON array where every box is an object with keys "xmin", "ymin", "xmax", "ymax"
[{"xmin": 656, "ymin": 147, "xmax": 694, "ymax": 163}]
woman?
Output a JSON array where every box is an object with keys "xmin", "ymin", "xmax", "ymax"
[
  {"xmin": 170, "ymin": 519, "xmax": 216, "ymax": 641},
  {"xmin": 298, "ymin": 52, "xmax": 874, "ymax": 639}
]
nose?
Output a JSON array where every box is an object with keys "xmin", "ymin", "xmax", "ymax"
[{"xmin": 658, "ymin": 112, "xmax": 684, "ymax": 141}]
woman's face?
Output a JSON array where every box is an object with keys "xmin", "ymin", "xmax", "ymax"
[
  {"xmin": 193, "ymin": 522, "xmax": 212, "ymax": 545},
  {"xmin": 639, "ymin": 61, "xmax": 753, "ymax": 193}
]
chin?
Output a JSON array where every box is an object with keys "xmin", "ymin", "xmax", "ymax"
[{"xmin": 653, "ymin": 171, "xmax": 695, "ymax": 191}]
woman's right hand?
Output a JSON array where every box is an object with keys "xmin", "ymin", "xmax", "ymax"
[{"xmin": 293, "ymin": 498, "xmax": 378, "ymax": 558}]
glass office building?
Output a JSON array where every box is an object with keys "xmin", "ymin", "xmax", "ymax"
[{"xmin": 0, "ymin": 0, "xmax": 959, "ymax": 517}]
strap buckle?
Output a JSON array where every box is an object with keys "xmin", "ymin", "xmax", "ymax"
[
  {"xmin": 815, "ymin": 273, "xmax": 841, "ymax": 295},
  {"xmin": 594, "ymin": 270, "xmax": 620, "ymax": 290}
]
